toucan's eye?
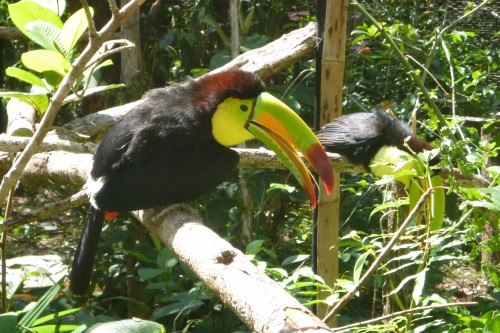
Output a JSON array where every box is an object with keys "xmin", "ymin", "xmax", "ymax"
[{"xmin": 240, "ymin": 104, "xmax": 249, "ymax": 112}]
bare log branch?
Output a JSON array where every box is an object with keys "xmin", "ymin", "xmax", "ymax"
[
  {"xmin": 6, "ymin": 98, "xmax": 37, "ymax": 137},
  {"xmin": 214, "ymin": 22, "xmax": 317, "ymax": 78},
  {"xmin": 0, "ymin": 149, "xmax": 359, "ymax": 190},
  {"xmin": 1, "ymin": 190, "xmax": 88, "ymax": 232},
  {"xmin": 133, "ymin": 206, "xmax": 331, "ymax": 333},
  {"xmin": 0, "ymin": 134, "xmax": 97, "ymax": 155},
  {"xmin": 0, "ymin": 26, "xmax": 28, "ymax": 41},
  {"xmin": 20, "ymin": 151, "xmax": 93, "ymax": 190}
]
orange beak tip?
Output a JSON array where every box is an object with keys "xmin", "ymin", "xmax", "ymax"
[
  {"xmin": 306, "ymin": 143, "xmax": 334, "ymax": 193},
  {"xmin": 311, "ymin": 198, "xmax": 317, "ymax": 209}
]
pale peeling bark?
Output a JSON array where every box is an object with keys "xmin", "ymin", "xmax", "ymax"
[
  {"xmin": 6, "ymin": 98, "xmax": 37, "ymax": 137},
  {"xmin": 134, "ymin": 206, "xmax": 331, "ymax": 333},
  {"xmin": 2, "ymin": 148, "xmax": 359, "ymax": 191},
  {"xmin": 20, "ymin": 151, "xmax": 93, "ymax": 190},
  {"xmin": 0, "ymin": 134, "xmax": 97, "ymax": 155},
  {"xmin": 214, "ymin": 22, "xmax": 317, "ymax": 78}
]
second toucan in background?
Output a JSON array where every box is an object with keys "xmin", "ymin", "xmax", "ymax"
[{"xmin": 316, "ymin": 111, "xmax": 444, "ymax": 230}]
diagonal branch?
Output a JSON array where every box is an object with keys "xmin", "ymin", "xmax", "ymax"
[
  {"xmin": 133, "ymin": 206, "xmax": 332, "ymax": 333},
  {"xmin": 0, "ymin": 0, "xmax": 146, "ymax": 210},
  {"xmin": 323, "ymin": 188, "xmax": 436, "ymax": 322}
]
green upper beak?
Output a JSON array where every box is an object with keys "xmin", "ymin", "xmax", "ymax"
[{"xmin": 246, "ymin": 93, "xmax": 334, "ymax": 207}]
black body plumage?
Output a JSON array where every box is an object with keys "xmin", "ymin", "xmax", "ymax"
[
  {"xmin": 71, "ymin": 70, "xmax": 265, "ymax": 294},
  {"xmin": 316, "ymin": 111, "xmax": 433, "ymax": 169}
]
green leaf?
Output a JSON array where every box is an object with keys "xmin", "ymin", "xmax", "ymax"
[
  {"xmin": 282, "ymin": 254, "xmax": 310, "ymax": 266},
  {"xmin": 30, "ymin": 324, "xmax": 81, "ymax": 333},
  {"xmin": 31, "ymin": 0, "xmax": 66, "ymax": 16},
  {"xmin": 353, "ymin": 251, "xmax": 370, "ymax": 283},
  {"xmin": 8, "ymin": 1, "xmax": 63, "ymax": 38},
  {"xmin": 25, "ymin": 21, "xmax": 65, "ymax": 55},
  {"xmin": 61, "ymin": 7, "xmax": 93, "ymax": 55},
  {"xmin": 22, "ymin": 50, "xmax": 71, "ymax": 77},
  {"xmin": 32, "ymin": 308, "xmax": 81, "ymax": 326},
  {"xmin": 412, "ymin": 268, "xmax": 428, "ymax": 304},
  {"xmin": 138, "ymin": 268, "xmax": 165, "ymax": 280},
  {"xmin": 0, "ymin": 93, "xmax": 49, "ymax": 114},
  {"xmin": 5, "ymin": 67, "xmax": 47, "ymax": 89},
  {"xmin": 0, "ymin": 313, "xmax": 18, "ymax": 333},
  {"xmin": 17, "ymin": 280, "xmax": 62, "ymax": 330},
  {"xmin": 63, "ymin": 84, "xmax": 124, "ymax": 105},
  {"xmin": 245, "ymin": 239, "xmax": 265, "ymax": 255},
  {"xmin": 472, "ymin": 70, "xmax": 481, "ymax": 80}
]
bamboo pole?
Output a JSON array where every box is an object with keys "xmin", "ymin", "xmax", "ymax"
[
  {"xmin": 316, "ymin": 0, "xmax": 348, "ymax": 327},
  {"xmin": 120, "ymin": 0, "xmax": 142, "ymax": 86}
]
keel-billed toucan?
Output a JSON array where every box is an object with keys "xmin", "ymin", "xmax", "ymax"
[
  {"xmin": 70, "ymin": 70, "xmax": 334, "ymax": 294},
  {"xmin": 316, "ymin": 111, "xmax": 444, "ymax": 230}
]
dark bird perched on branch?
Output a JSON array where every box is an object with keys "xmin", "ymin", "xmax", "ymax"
[
  {"xmin": 70, "ymin": 70, "xmax": 334, "ymax": 294},
  {"xmin": 315, "ymin": 111, "xmax": 435, "ymax": 171},
  {"xmin": 316, "ymin": 111, "xmax": 444, "ymax": 230}
]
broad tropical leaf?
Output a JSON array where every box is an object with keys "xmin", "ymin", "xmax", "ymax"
[
  {"xmin": 21, "ymin": 50, "xmax": 72, "ymax": 77},
  {"xmin": 31, "ymin": 0, "xmax": 66, "ymax": 16},
  {"xmin": 8, "ymin": 1, "xmax": 62, "ymax": 37},
  {"xmin": 0, "ymin": 93, "xmax": 49, "ymax": 114},
  {"xmin": 61, "ymin": 7, "xmax": 93, "ymax": 56},
  {"xmin": 25, "ymin": 21, "xmax": 66, "ymax": 55},
  {"xmin": 5, "ymin": 67, "xmax": 47, "ymax": 89}
]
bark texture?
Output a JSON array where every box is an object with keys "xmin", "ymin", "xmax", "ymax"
[{"xmin": 135, "ymin": 206, "xmax": 331, "ymax": 333}]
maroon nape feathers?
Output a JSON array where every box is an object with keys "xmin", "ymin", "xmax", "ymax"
[
  {"xmin": 193, "ymin": 70, "xmax": 265, "ymax": 109},
  {"xmin": 407, "ymin": 136, "xmax": 433, "ymax": 154}
]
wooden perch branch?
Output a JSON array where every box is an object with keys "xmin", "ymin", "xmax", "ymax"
[
  {"xmin": 0, "ymin": 134, "xmax": 97, "ymax": 155},
  {"xmin": 0, "ymin": 148, "xmax": 359, "ymax": 192},
  {"xmin": 0, "ymin": 26, "xmax": 28, "ymax": 41},
  {"xmin": 214, "ymin": 22, "xmax": 317, "ymax": 78},
  {"xmin": 134, "ymin": 206, "xmax": 331, "ymax": 333}
]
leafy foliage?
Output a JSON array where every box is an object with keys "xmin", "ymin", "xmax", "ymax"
[
  {"xmin": 0, "ymin": 0, "xmax": 499, "ymax": 332},
  {"xmin": 0, "ymin": 0, "xmax": 121, "ymax": 114}
]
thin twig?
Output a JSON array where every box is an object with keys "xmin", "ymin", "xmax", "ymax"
[
  {"xmin": 330, "ymin": 301, "xmax": 478, "ymax": 332},
  {"xmin": 1, "ymin": 187, "xmax": 15, "ymax": 312},
  {"xmin": 83, "ymin": 40, "xmax": 136, "ymax": 71},
  {"xmin": 439, "ymin": 0, "xmax": 489, "ymax": 36},
  {"xmin": 352, "ymin": 0, "xmax": 453, "ymax": 143},
  {"xmin": 323, "ymin": 187, "xmax": 435, "ymax": 322},
  {"xmin": 406, "ymin": 55, "xmax": 449, "ymax": 96},
  {"xmin": 0, "ymin": 190, "xmax": 89, "ymax": 233},
  {"xmin": 79, "ymin": 0, "xmax": 96, "ymax": 38},
  {"xmin": 76, "ymin": 41, "xmax": 135, "ymax": 98},
  {"xmin": 108, "ymin": 0, "xmax": 120, "ymax": 15}
]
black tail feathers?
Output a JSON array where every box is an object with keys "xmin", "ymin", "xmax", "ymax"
[{"xmin": 70, "ymin": 206, "xmax": 105, "ymax": 294}]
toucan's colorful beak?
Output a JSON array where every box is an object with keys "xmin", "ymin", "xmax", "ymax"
[{"xmin": 246, "ymin": 92, "xmax": 334, "ymax": 207}]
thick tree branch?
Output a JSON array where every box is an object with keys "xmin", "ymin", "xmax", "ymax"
[
  {"xmin": 133, "ymin": 206, "xmax": 331, "ymax": 333},
  {"xmin": 0, "ymin": 134, "xmax": 97, "ymax": 155},
  {"xmin": 0, "ymin": 26, "xmax": 28, "ymax": 41},
  {"xmin": 0, "ymin": 149, "xmax": 358, "ymax": 192},
  {"xmin": 1, "ymin": 190, "xmax": 88, "ymax": 231}
]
